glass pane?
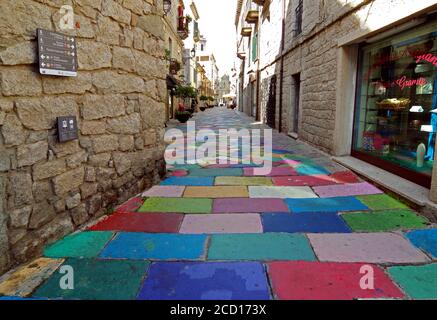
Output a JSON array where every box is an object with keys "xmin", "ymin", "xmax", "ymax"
[{"xmin": 353, "ymin": 21, "xmax": 437, "ymax": 177}]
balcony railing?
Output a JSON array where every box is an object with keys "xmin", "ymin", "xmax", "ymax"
[{"xmin": 178, "ymin": 16, "xmax": 189, "ymax": 40}]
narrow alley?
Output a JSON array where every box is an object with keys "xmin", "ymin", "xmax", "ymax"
[{"xmin": 0, "ymin": 107, "xmax": 436, "ymax": 300}]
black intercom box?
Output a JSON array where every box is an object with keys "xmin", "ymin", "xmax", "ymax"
[{"xmin": 57, "ymin": 116, "xmax": 78, "ymax": 142}]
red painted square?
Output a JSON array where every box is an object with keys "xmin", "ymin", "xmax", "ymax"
[
  {"xmin": 268, "ymin": 261, "xmax": 405, "ymax": 300},
  {"xmin": 114, "ymin": 197, "xmax": 144, "ymax": 213},
  {"xmin": 330, "ymin": 171, "xmax": 361, "ymax": 184},
  {"xmin": 244, "ymin": 167, "xmax": 298, "ymax": 177},
  {"xmin": 272, "ymin": 175, "xmax": 337, "ymax": 186},
  {"xmin": 89, "ymin": 212, "xmax": 183, "ymax": 233}
]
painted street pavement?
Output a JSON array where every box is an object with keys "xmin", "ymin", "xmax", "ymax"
[{"xmin": 1, "ymin": 108, "xmax": 436, "ymax": 300}]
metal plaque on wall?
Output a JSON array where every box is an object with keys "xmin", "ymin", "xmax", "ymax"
[
  {"xmin": 37, "ymin": 28, "xmax": 77, "ymax": 77},
  {"xmin": 57, "ymin": 116, "xmax": 78, "ymax": 142}
]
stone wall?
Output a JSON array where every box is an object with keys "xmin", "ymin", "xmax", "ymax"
[{"xmin": 0, "ymin": 0, "xmax": 168, "ymax": 274}]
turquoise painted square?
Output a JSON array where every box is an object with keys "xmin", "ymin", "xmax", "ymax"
[
  {"xmin": 99, "ymin": 233, "xmax": 207, "ymax": 260},
  {"xmin": 33, "ymin": 258, "xmax": 149, "ymax": 300},
  {"xmin": 44, "ymin": 231, "xmax": 113, "ymax": 258},
  {"xmin": 208, "ymin": 233, "xmax": 316, "ymax": 261},
  {"xmin": 388, "ymin": 264, "xmax": 437, "ymax": 299},
  {"xmin": 295, "ymin": 165, "xmax": 330, "ymax": 175}
]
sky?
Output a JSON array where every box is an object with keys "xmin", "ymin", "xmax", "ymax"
[{"xmin": 194, "ymin": 0, "xmax": 237, "ymax": 77}]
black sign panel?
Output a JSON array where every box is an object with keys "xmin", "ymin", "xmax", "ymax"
[
  {"xmin": 37, "ymin": 28, "xmax": 77, "ymax": 77},
  {"xmin": 57, "ymin": 116, "xmax": 78, "ymax": 142}
]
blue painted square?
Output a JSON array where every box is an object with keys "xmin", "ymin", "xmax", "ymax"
[
  {"xmin": 137, "ymin": 262, "xmax": 271, "ymax": 300},
  {"xmin": 188, "ymin": 168, "xmax": 243, "ymax": 177},
  {"xmin": 99, "ymin": 233, "xmax": 207, "ymax": 260},
  {"xmin": 262, "ymin": 213, "xmax": 352, "ymax": 233},
  {"xmin": 160, "ymin": 176, "xmax": 214, "ymax": 186},
  {"xmin": 285, "ymin": 197, "xmax": 369, "ymax": 213},
  {"xmin": 295, "ymin": 165, "xmax": 330, "ymax": 175},
  {"xmin": 405, "ymin": 229, "xmax": 437, "ymax": 258}
]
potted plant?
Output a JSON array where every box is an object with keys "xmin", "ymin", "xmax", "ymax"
[
  {"xmin": 199, "ymin": 95, "xmax": 208, "ymax": 111},
  {"xmin": 175, "ymin": 104, "xmax": 191, "ymax": 123}
]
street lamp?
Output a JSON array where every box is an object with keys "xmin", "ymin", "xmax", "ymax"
[
  {"xmin": 163, "ymin": 0, "xmax": 172, "ymax": 15},
  {"xmin": 190, "ymin": 47, "xmax": 196, "ymax": 58}
]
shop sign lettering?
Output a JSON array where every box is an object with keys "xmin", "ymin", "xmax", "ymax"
[
  {"xmin": 415, "ymin": 53, "xmax": 437, "ymax": 67},
  {"xmin": 395, "ymin": 76, "xmax": 427, "ymax": 90}
]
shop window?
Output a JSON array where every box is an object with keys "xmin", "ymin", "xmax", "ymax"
[{"xmin": 353, "ymin": 20, "xmax": 437, "ymax": 187}]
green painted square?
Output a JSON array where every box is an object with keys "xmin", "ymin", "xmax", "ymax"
[
  {"xmin": 342, "ymin": 209, "xmax": 429, "ymax": 232},
  {"xmin": 356, "ymin": 194, "xmax": 408, "ymax": 210},
  {"xmin": 44, "ymin": 231, "xmax": 113, "ymax": 258},
  {"xmin": 33, "ymin": 258, "xmax": 149, "ymax": 300},
  {"xmin": 388, "ymin": 264, "xmax": 437, "ymax": 299},
  {"xmin": 138, "ymin": 198, "xmax": 212, "ymax": 213},
  {"xmin": 208, "ymin": 233, "xmax": 316, "ymax": 261}
]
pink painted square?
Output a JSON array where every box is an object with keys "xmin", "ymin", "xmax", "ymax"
[
  {"xmin": 273, "ymin": 175, "xmax": 337, "ymax": 187},
  {"xmin": 180, "ymin": 214, "xmax": 262, "ymax": 234},
  {"xmin": 313, "ymin": 182, "xmax": 383, "ymax": 198}
]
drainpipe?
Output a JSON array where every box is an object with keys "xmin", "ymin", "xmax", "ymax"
[{"xmin": 278, "ymin": 0, "xmax": 286, "ymax": 132}]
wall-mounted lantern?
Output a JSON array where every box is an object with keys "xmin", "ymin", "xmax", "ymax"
[
  {"xmin": 163, "ymin": 0, "xmax": 172, "ymax": 15},
  {"xmin": 190, "ymin": 47, "xmax": 196, "ymax": 58}
]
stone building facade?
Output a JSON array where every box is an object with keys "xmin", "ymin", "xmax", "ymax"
[
  {"xmin": 235, "ymin": 0, "xmax": 437, "ymax": 203},
  {"xmin": 0, "ymin": 0, "xmax": 168, "ymax": 274}
]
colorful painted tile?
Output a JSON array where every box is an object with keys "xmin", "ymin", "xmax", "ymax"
[
  {"xmin": 99, "ymin": 233, "xmax": 207, "ymax": 260},
  {"xmin": 89, "ymin": 212, "xmax": 183, "ymax": 233},
  {"xmin": 188, "ymin": 168, "xmax": 243, "ymax": 176},
  {"xmin": 330, "ymin": 171, "xmax": 361, "ymax": 183},
  {"xmin": 273, "ymin": 175, "xmax": 336, "ymax": 187},
  {"xmin": 308, "ymin": 233, "xmax": 430, "ymax": 263},
  {"xmin": 142, "ymin": 186, "xmax": 185, "ymax": 198},
  {"xmin": 285, "ymin": 196, "xmax": 369, "ymax": 213},
  {"xmin": 139, "ymin": 198, "xmax": 212, "ymax": 214},
  {"xmin": 33, "ymin": 258, "xmax": 149, "ymax": 300},
  {"xmin": 355, "ymin": 194, "xmax": 408, "ymax": 210},
  {"xmin": 160, "ymin": 177, "xmax": 214, "ymax": 186},
  {"xmin": 405, "ymin": 229, "xmax": 437, "ymax": 258},
  {"xmin": 262, "ymin": 213, "xmax": 351, "ymax": 233},
  {"xmin": 183, "ymin": 186, "xmax": 249, "ymax": 198},
  {"xmin": 268, "ymin": 261, "xmax": 404, "ymax": 300},
  {"xmin": 214, "ymin": 198, "xmax": 289, "ymax": 213},
  {"xmin": 243, "ymin": 167, "xmax": 297, "ymax": 177},
  {"xmin": 43, "ymin": 231, "xmax": 113, "ymax": 258},
  {"xmin": 0, "ymin": 258, "xmax": 64, "ymax": 297},
  {"xmin": 137, "ymin": 262, "xmax": 270, "ymax": 300},
  {"xmin": 115, "ymin": 196, "xmax": 143, "ymax": 213},
  {"xmin": 342, "ymin": 209, "xmax": 429, "ymax": 232},
  {"xmin": 208, "ymin": 233, "xmax": 316, "ymax": 261},
  {"xmin": 272, "ymin": 159, "xmax": 301, "ymax": 167},
  {"xmin": 180, "ymin": 214, "xmax": 262, "ymax": 234},
  {"xmin": 313, "ymin": 182, "xmax": 383, "ymax": 198},
  {"xmin": 249, "ymin": 186, "xmax": 317, "ymax": 199},
  {"xmin": 215, "ymin": 176, "xmax": 273, "ymax": 186},
  {"xmin": 295, "ymin": 165, "xmax": 330, "ymax": 175},
  {"xmin": 387, "ymin": 264, "xmax": 437, "ymax": 299}
]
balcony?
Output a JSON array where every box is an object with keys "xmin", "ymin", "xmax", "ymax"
[
  {"xmin": 237, "ymin": 51, "xmax": 246, "ymax": 60},
  {"xmin": 252, "ymin": 0, "xmax": 265, "ymax": 5},
  {"xmin": 245, "ymin": 9, "xmax": 259, "ymax": 24},
  {"xmin": 241, "ymin": 27, "xmax": 252, "ymax": 37},
  {"xmin": 177, "ymin": 16, "xmax": 189, "ymax": 40}
]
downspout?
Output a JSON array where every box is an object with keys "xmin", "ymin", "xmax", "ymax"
[{"xmin": 278, "ymin": 0, "xmax": 286, "ymax": 132}]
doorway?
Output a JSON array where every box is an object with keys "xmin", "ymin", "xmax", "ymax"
[
  {"xmin": 266, "ymin": 75, "xmax": 277, "ymax": 129},
  {"xmin": 290, "ymin": 73, "xmax": 301, "ymax": 135}
]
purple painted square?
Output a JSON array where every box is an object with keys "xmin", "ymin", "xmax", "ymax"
[
  {"xmin": 137, "ymin": 262, "xmax": 271, "ymax": 300},
  {"xmin": 214, "ymin": 198, "xmax": 289, "ymax": 213},
  {"xmin": 313, "ymin": 182, "xmax": 383, "ymax": 198}
]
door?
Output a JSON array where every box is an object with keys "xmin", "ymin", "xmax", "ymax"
[
  {"xmin": 291, "ymin": 73, "xmax": 301, "ymax": 134},
  {"xmin": 266, "ymin": 75, "xmax": 277, "ymax": 128}
]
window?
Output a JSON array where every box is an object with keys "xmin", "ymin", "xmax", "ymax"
[
  {"xmin": 294, "ymin": 0, "xmax": 303, "ymax": 37},
  {"xmin": 252, "ymin": 32, "xmax": 258, "ymax": 63},
  {"xmin": 353, "ymin": 19, "xmax": 437, "ymax": 187}
]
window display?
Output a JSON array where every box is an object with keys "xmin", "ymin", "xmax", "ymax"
[{"xmin": 353, "ymin": 20, "xmax": 437, "ymax": 187}]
